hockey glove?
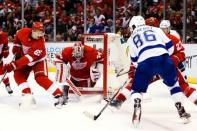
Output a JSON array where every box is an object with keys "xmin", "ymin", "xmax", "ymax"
[
  {"xmin": 2, "ymin": 46, "xmax": 9, "ymax": 58},
  {"xmin": 2, "ymin": 50, "xmax": 9, "ymax": 58},
  {"xmin": 12, "ymin": 46, "xmax": 22, "ymax": 60},
  {"xmin": 3, "ymin": 62, "xmax": 16, "ymax": 73}
]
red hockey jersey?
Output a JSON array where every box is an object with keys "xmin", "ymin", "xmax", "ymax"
[
  {"xmin": 167, "ymin": 33, "xmax": 185, "ymax": 66},
  {"xmin": 13, "ymin": 28, "xmax": 46, "ymax": 68},
  {"xmin": 59, "ymin": 45, "xmax": 103, "ymax": 79}
]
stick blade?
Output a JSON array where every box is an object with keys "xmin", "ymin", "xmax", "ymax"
[{"xmin": 83, "ymin": 111, "xmax": 97, "ymax": 120}]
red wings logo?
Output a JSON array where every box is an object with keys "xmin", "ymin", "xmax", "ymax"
[{"xmin": 72, "ymin": 61, "xmax": 87, "ymax": 70}]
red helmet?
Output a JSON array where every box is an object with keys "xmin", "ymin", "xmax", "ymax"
[
  {"xmin": 32, "ymin": 22, "xmax": 44, "ymax": 31},
  {"xmin": 145, "ymin": 17, "xmax": 159, "ymax": 27}
]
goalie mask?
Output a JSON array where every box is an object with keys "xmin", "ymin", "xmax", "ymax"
[{"xmin": 72, "ymin": 42, "xmax": 84, "ymax": 61}]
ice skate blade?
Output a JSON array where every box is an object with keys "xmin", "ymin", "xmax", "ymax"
[
  {"xmin": 182, "ymin": 117, "xmax": 191, "ymax": 124},
  {"xmin": 54, "ymin": 104, "xmax": 63, "ymax": 109},
  {"xmin": 133, "ymin": 120, "xmax": 140, "ymax": 128}
]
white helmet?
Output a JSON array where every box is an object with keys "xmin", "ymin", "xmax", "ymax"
[
  {"xmin": 129, "ymin": 15, "xmax": 145, "ymax": 32},
  {"xmin": 72, "ymin": 42, "xmax": 84, "ymax": 61},
  {"xmin": 159, "ymin": 20, "xmax": 171, "ymax": 33}
]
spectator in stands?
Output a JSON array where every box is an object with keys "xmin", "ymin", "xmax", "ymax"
[{"xmin": 0, "ymin": 0, "xmax": 196, "ymax": 42}]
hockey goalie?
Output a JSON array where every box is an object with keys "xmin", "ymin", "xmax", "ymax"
[{"xmin": 54, "ymin": 42, "xmax": 104, "ymax": 104}]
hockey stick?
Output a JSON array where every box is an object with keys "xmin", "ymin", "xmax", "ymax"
[
  {"xmin": 46, "ymin": 56, "xmax": 82, "ymax": 97},
  {"xmin": 83, "ymin": 78, "xmax": 131, "ymax": 120},
  {"xmin": 116, "ymin": 69, "xmax": 133, "ymax": 77},
  {"xmin": 0, "ymin": 70, "xmax": 8, "ymax": 84},
  {"xmin": 66, "ymin": 78, "xmax": 82, "ymax": 97},
  {"xmin": 0, "ymin": 54, "xmax": 16, "ymax": 84}
]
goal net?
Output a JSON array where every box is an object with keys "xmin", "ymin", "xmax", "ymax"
[{"xmin": 80, "ymin": 33, "xmax": 130, "ymax": 99}]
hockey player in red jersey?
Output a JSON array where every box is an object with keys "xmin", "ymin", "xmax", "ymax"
[
  {"xmin": 55, "ymin": 42, "xmax": 104, "ymax": 103},
  {"xmin": 0, "ymin": 31, "xmax": 13, "ymax": 94},
  {"xmin": 160, "ymin": 22, "xmax": 197, "ymax": 106},
  {"xmin": 2, "ymin": 22, "xmax": 65, "ymax": 108}
]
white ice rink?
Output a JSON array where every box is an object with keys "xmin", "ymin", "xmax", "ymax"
[{"xmin": 0, "ymin": 72, "xmax": 196, "ymax": 131}]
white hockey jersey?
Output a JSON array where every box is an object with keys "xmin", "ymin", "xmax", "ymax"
[{"xmin": 127, "ymin": 25, "xmax": 174, "ymax": 63}]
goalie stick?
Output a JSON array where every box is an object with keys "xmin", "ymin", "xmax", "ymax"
[
  {"xmin": 83, "ymin": 78, "xmax": 131, "ymax": 120},
  {"xmin": 66, "ymin": 78, "xmax": 82, "ymax": 97},
  {"xmin": 46, "ymin": 56, "xmax": 82, "ymax": 97}
]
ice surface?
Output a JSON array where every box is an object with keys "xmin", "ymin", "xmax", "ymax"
[{"xmin": 0, "ymin": 72, "xmax": 196, "ymax": 131}]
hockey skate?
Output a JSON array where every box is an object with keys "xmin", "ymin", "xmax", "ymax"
[
  {"xmin": 62, "ymin": 85, "xmax": 69, "ymax": 105},
  {"xmin": 19, "ymin": 93, "xmax": 36, "ymax": 109},
  {"xmin": 175, "ymin": 102, "xmax": 191, "ymax": 124},
  {"xmin": 5, "ymin": 85, "xmax": 13, "ymax": 94},
  {"xmin": 54, "ymin": 94, "xmax": 67, "ymax": 108},
  {"xmin": 132, "ymin": 98, "xmax": 142, "ymax": 127},
  {"xmin": 109, "ymin": 99, "xmax": 123, "ymax": 110},
  {"xmin": 62, "ymin": 95, "xmax": 68, "ymax": 105}
]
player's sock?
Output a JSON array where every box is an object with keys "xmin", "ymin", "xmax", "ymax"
[
  {"xmin": 181, "ymin": 83, "xmax": 197, "ymax": 106},
  {"xmin": 22, "ymin": 88, "xmax": 31, "ymax": 94},
  {"xmin": 184, "ymin": 87, "xmax": 197, "ymax": 106},
  {"xmin": 35, "ymin": 76, "xmax": 63, "ymax": 96},
  {"xmin": 18, "ymin": 82, "xmax": 32, "ymax": 94},
  {"xmin": 3, "ymin": 77, "xmax": 13, "ymax": 94}
]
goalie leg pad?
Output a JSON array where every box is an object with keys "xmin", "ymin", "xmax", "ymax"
[{"xmin": 55, "ymin": 62, "xmax": 70, "ymax": 83}]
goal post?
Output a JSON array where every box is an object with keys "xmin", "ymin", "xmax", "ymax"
[{"xmin": 83, "ymin": 33, "xmax": 108, "ymax": 98}]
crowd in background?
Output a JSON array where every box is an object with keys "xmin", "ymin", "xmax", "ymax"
[{"xmin": 0, "ymin": 0, "xmax": 196, "ymax": 43}]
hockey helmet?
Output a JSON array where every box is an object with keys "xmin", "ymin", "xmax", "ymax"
[
  {"xmin": 32, "ymin": 22, "xmax": 44, "ymax": 31},
  {"xmin": 72, "ymin": 42, "xmax": 84, "ymax": 61},
  {"xmin": 159, "ymin": 20, "xmax": 171, "ymax": 34},
  {"xmin": 129, "ymin": 15, "xmax": 145, "ymax": 32},
  {"xmin": 31, "ymin": 22, "xmax": 45, "ymax": 39}
]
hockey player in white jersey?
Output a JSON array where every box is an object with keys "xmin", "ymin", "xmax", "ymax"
[
  {"xmin": 127, "ymin": 16, "xmax": 190, "ymax": 126},
  {"xmin": 159, "ymin": 20, "xmax": 181, "ymax": 39}
]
